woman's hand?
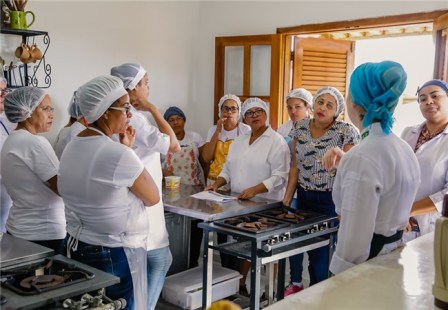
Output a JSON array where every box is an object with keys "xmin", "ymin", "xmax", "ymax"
[
  {"xmin": 282, "ymin": 197, "xmax": 292, "ymax": 207},
  {"xmin": 238, "ymin": 187, "xmax": 258, "ymax": 200},
  {"xmin": 204, "ymin": 184, "xmax": 218, "ymax": 192},
  {"xmin": 322, "ymin": 147, "xmax": 345, "ymax": 171},
  {"xmin": 120, "ymin": 125, "xmax": 136, "ymax": 147}
]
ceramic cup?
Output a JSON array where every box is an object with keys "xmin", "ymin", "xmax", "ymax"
[
  {"xmin": 15, "ymin": 43, "xmax": 32, "ymax": 63},
  {"xmin": 30, "ymin": 44, "xmax": 43, "ymax": 62},
  {"xmin": 9, "ymin": 10, "xmax": 35, "ymax": 30}
]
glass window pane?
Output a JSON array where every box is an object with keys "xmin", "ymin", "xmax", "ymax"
[
  {"xmin": 224, "ymin": 46, "xmax": 243, "ymax": 95},
  {"xmin": 250, "ymin": 45, "xmax": 271, "ymax": 96}
]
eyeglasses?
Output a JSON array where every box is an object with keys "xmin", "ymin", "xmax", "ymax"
[
  {"xmin": 221, "ymin": 106, "xmax": 239, "ymax": 113},
  {"xmin": 167, "ymin": 117, "xmax": 184, "ymax": 124},
  {"xmin": 40, "ymin": 106, "xmax": 55, "ymax": 113},
  {"xmin": 0, "ymin": 88, "xmax": 9, "ymax": 97},
  {"xmin": 109, "ymin": 106, "xmax": 131, "ymax": 114},
  {"xmin": 244, "ymin": 109, "xmax": 265, "ymax": 118}
]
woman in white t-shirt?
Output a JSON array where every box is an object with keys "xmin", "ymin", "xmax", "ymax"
[
  {"xmin": 59, "ymin": 76, "xmax": 160, "ymax": 310},
  {"xmin": 1, "ymin": 87, "xmax": 65, "ymax": 253}
]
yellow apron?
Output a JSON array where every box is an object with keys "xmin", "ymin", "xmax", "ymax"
[{"xmin": 207, "ymin": 139, "xmax": 234, "ymax": 181}]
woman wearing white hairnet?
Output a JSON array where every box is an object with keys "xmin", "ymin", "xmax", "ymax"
[
  {"xmin": 206, "ymin": 97, "xmax": 290, "ymax": 294},
  {"xmin": 277, "ymin": 88, "xmax": 313, "ymax": 296},
  {"xmin": 53, "ymin": 89, "xmax": 87, "ymax": 158},
  {"xmin": 59, "ymin": 75, "xmax": 160, "ymax": 310},
  {"xmin": 283, "ymin": 86, "xmax": 359, "ymax": 289},
  {"xmin": 111, "ymin": 63, "xmax": 179, "ymax": 310},
  {"xmin": 202, "ymin": 94, "xmax": 251, "ymax": 187},
  {"xmin": 1, "ymin": 86, "xmax": 65, "ymax": 253},
  {"xmin": 0, "ymin": 76, "xmax": 16, "ymax": 232},
  {"xmin": 325, "ymin": 61, "xmax": 420, "ymax": 274}
]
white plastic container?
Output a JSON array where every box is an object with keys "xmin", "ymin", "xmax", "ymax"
[{"xmin": 162, "ymin": 263, "xmax": 242, "ymax": 310}]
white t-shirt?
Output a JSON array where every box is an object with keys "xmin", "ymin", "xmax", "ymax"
[
  {"xmin": 1, "ymin": 130, "xmax": 66, "ymax": 240},
  {"xmin": 128, "ymin": 107, "xmax": 171, "ymax": 251},
  {"xmin": 401, "ymin": 122, "xmax": 448, "ymax": 235},
  {"xmin": 0, "ymin": 113, "xmax": 16, "ymax": 232},
  {"xmin": 59, "ymin": 135, "xmax": 144, "ymax": 247},
  {"xmin": 329, "ymin": 123, "xmax": 420, "ymax": 274},
  {"xmin": 53, "ymin": 121, "xmax": 86, "ymax": 159},
  {"xmin": 206, "ymin": 122, "xmax": 251, "ymax": 143},
  {"xmin": 219, "ymin": 127, "xmax": 290, "ymax": 201}
]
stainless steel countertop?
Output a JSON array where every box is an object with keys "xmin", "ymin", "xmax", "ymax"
[
  {"xmin": 265, "ymin": 233, "xmax": 435, "ymax": 310},
  {"xmin": 0, "ymin": 234, "xmax": 54, "ymax": 269},
  {"xmin": 163, "ymin": 184, "xmax": 282, "ymax": 221}
]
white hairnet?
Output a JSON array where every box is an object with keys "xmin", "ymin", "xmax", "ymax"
[
  {"xmin": 313, "ymin": 86, "xmax": 345, "ymax": 117},
  {"xmin": 67, "ymin": 90, "xmax": 82, "ymax": 119},
  {"xmin": 110, "ymin": 63, "xmax": 146, "ymax": 90},
  {"xmin": 218, "ymin": 94, "xmax": 242, "ymax": 118},
  {"xmin": 78, "ymin": 75, "xmax": 128, "ymax": 124},
  {"xmin": 242, "ymin": 97, "xmax": 268, "ymax": 116},
  {"xmin": 4, "ymin": 87, "xmax": 47, "ymax": 123},
  {"xmin": 286, "ymin": 88, "xmax": 313, "ymax": 107}
]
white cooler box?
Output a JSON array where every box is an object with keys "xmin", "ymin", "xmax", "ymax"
[{"xmin": 162, "ymin": 263, "xmax": 242, "ymax": 310}]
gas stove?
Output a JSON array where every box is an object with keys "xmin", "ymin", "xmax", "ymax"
[{"xmin": 0, "ymin": 234, "xmax": 120, "ymax": 310}]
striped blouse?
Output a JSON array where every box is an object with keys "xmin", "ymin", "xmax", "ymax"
[{"xmin": 290, "ymin": 118, "xmax": 360, "ymax": 191}]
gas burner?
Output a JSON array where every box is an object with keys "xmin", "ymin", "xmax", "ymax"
[
  {"xmin": 20, "ymin": 274, "xmax": 65, "ymax": 290},
  {"xmin": 1, "ymin": 258, "xmax": 95, "ymax": 296}
]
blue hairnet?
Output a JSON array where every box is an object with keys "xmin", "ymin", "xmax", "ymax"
[
  {"xmin": 314, "ymin": 86, "xmax": 345, "ymax": 117},
  {"xmin": 349, "ymin": 61, "xmax": 407, "ymax": 134},
  {"xmin": 110, "ymin": 63, "xmax": 146, "ymax": 90},
  {"xmin": 67, "ymin": 90, "xmax": 82, "ymax": 119},
  {"xmin": 164, "ymin": 106, "xmax": 186, "ymax": 121},
  {"xmin": 4, "ymin": 87, "xmax": 47, "ymax": 123},
  {"xmin": 416, "ymin": 79, "xmax": 448, "ymax": 95}
]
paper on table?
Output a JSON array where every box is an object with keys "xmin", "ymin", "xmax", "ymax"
[{"xmin": 190, "ymin": 191, "xmax": 238, "ymax": 202}]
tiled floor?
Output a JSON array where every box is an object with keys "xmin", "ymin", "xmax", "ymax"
[{"xmin": 155, "ymin": 253, "xmax": 310, "ymax": 309}]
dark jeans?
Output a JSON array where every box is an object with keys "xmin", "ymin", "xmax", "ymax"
[
  {"xmin": 217, "ymin": 233, "xmax": 240, "ymax": 271},
  {"xmin": 290, "ymin": 185, "xmax": 338, "ymax": 285},
  {"xmin": 64, "ymin": 236, "xmax": 134, "ymax": 310}
]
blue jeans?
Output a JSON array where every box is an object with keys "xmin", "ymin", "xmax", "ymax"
[
  {"xmin": 147, "ymin": 246, "xmax": 172, "ymax": 310},
  {"xmin": 64, "ymin": 237, "xmax": 134, "ymax": 310},
  {"xmin": 288, "ymin": 198, "xmax": 304, "ymax": 284},
  {"xmin": 290, "ymin": 185, "xmax": 338, "ymax": 285}
]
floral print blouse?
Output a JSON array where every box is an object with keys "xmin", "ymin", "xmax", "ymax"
[{"xmin": 289, "ymin": 118, "xmax": 360, "ymax": 191}]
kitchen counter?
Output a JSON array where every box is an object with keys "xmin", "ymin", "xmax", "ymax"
[
  {"xmin": 163, "ymin": 184, "xmax": 282, "ymax": 221},
  {"xmin": 265, "ymin": 232, "xmax": 435, "ymax": 310}
]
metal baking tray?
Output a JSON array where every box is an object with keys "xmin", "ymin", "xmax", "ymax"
[{"xmin": 214, "ymin": 215, "xmax": 290, "ymax": 234}]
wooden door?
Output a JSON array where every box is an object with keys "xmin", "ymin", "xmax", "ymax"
[
  {"xmin": 433, "ymin": 12, "xmax": 448, "ymax": 80},
  {"xmin": 214, "ymin": 34, "xmax": 284, "ymax": 129},
  {"xmin": 286, "ymin": 37, "xmax": 354, "ymax": 122}
]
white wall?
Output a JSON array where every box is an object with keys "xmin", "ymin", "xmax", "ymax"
[{"xmin": 9, "ymin": 1, "xmax": 447, "ymax": 142}]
